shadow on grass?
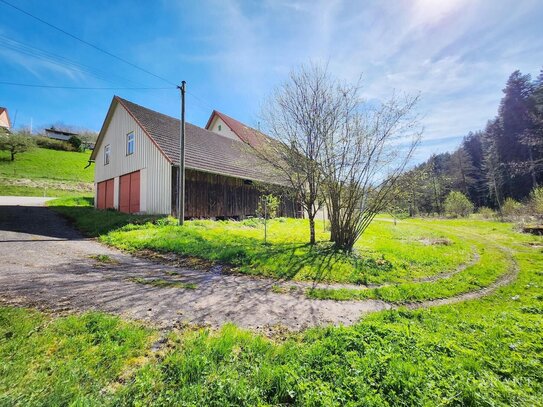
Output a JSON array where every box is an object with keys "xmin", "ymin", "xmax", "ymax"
[
  {"xmin": 251, "ymin": 242, "xmax": 345, "ymax": 283},
  {"xmin": 49, "ymin": 203, "xmax": 160, "ymax": 237},
  {"xmin": 49, "ymin": 201, "xmax": 386, "ymax": 284}
]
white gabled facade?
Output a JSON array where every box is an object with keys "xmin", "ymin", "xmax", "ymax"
[
  {"xmin": 207, "ymin": 114, "xmax": 240, "ymax": 140},
  {"xmin": 93, "ymin": 101, "xmax": 172, "ymax": 214}
]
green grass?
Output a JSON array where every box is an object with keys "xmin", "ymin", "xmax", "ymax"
[
  {"xmin": 0, "ymin": 148, "xmax": 94, "ymax": 182},
  {"xmin": 0, "ymin": 308, "xmax": 153, "ymax": 406},
  {"xmin": 129, "ymin": 277, "xmax": 197, "ymax": 289},
  {"xmin": 51, "ymin": 197, "xmax": 475, "ymax": 285},
  {"xmin": 3, "ymin": 202, "xmax": 543, "ymax": 405},
  {"xmin": 90, "ymin": 254, "xmax": 119, "ymax": 264},
  {"xmin": 2, "ymin": 226, "xmax": 542, "ymax": 404},
  {"xmin": 100, "ymin": 217, "xmax": 473, "ymax": 286},
  {"xmin": 307, "ymin": 227, "xmax": 512, "ymax": 302},
  {"xmin": 49, "ymin": 197, "xmax": 532, "ymax": 304},
  {"xmin": 48, "ymin": 197, "xmax": 159, "ymax": 237},
  {"xmin": 0, "ymin": 183, "xmax": 91, "ymax": 197}
]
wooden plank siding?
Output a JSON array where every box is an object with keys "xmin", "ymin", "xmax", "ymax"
[{"xmin": 180, "ymin": 169, "xmax": 298, "ymax": 219}]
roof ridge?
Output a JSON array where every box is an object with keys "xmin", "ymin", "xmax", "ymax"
[
  {"xmin": 117, "ymin": 96, "xmax": 249, "ymax": 145},
  {"xmin": 214, "ymin": 110, "xmax": 262, "ymax": 135}
]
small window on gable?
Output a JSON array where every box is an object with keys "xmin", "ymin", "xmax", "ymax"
[
  {"xmin": 218, "ymin": 124, "xmax": 222, "ymax": 131},
  {"xmin": 104, "ymin": 144, "xmax": 110, "ymax": 165},
  {"xmin": 127, "ymin": 132, "xmax": 135, "ymax": 155}
]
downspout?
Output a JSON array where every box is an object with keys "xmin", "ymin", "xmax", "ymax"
[{"xmin": 84, "ymin": 159, "xmax": 94, "ymax": 169}]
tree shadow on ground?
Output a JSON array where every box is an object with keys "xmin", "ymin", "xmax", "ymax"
[{"xmin": 50, "ymin": 202, "xmax": 160, "ymax": 237}]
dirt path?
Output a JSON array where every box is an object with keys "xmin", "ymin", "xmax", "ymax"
[
  {"xmin": 0, "ymin": 198, "xmax": 517, "ymax": 331},
  {"xmin": 0, "ymin": 199, "xmax": 392, "ymax": 331}
]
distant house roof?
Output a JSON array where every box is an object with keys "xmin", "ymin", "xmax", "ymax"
[
  {"xmin": 92, "ymin": 96, "xmax": 284, "ymax": 185},
  {"xmin": 0, "ymin": 107, "xmax": 11, "ymax": 129},
  {"xmin": 205, "ymin": 110, "xmax": 271, "ymax": 149},
  {"xmin": 45, "ymin": 128, "xmax": 79, "ymax": 136}
]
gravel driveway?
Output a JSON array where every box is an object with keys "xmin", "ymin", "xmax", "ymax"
[{"xmin": 0, "ymin": 196, "xmax": 390, "ymax": 330}]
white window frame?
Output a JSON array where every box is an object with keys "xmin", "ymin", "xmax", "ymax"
[
  {"xmin": 126, "ymin": 132, "xmax": 135, "ymax": 155},
  {"xmin": 104, "ymin": 144, "xmax": 110, "ymax": 165}
]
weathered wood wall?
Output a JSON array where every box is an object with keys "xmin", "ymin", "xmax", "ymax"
[{"xmin": 172, "ymin": 168, "xmax": 299, "ymax": 219}]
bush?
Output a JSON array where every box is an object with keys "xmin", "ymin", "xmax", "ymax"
[
  {"xmin": 256, "ymin": 194, "xmax": 280, "ymax": 219},
  {"xmin": 68, "ymin": 135, "xmax": 82, "ymax": 151},
  {"xmin": 34, "ymin": 136, "xmax": 76, "ymax": 151},
  {"xmin": 501, "ymin": 197, "xmax": 524, "ymax": 219},
  {"xmin": 529, "ymin": 187, "xmax": 543, "ymax": 217},
  {"xmin": 444, "ymin": 191, "xmax": 474, "ymax": 218},
  {"xmin": 477, "ymin": 206, "xmax": 497, "ymax": 220}
]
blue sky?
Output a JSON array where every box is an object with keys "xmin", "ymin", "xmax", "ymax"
[{"xmin": 1, "ymin": 0, "xmax": 542, "ymax": 160}]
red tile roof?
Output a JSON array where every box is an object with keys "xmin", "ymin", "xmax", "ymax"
[{"xmin": 206, "ymin": 110, "xmax": 271, "ymax": 149}]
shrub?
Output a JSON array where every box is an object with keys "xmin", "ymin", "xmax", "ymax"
[
  {"xmin": 444, "ymin": 191, "xmax": 474, "ymax": 218},
  {"xmin": 529, "ymin": 187, "xmax": 543, "ymax": 217},
  {"xmin": 477, "ymin": 206, "xmax": 496, "ymax": 220},
  {"xmin": 34, "ymin": 136, "xmax": 76, "ymax": 151},
  {"xmin": 501, "ymin": 197, "xmax": 524, "ymax": 219},
  {"xmin": 256, "ymin": 194, "xmax": 280, "ymax": 219},
  {"xmin": 155, "ymin": 216, "xmax": 179, "ymax": 226},
  {"xmin": 68, "ymin": 135, "xmax": 82, "ymax": 151}
]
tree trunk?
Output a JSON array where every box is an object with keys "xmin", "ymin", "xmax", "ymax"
[
  {"xmin": 10, "ymin": 150, "xmax": 15, "ymax": 161},
  {"xmin": 309, "ymin": 216, "xmax": 316, "ymax": 245}
]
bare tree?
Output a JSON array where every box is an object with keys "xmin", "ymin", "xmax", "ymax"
[
  {"xmin": 259, "ymin": 64, "xmax": 342, "ymax": 244},
  {"xmin": 321, "ymin": 91, "xmax": 422, "ymax": 251},
  {"xmin": 259, "ymin": 64, "xmax": 421, "ymax": 250}
]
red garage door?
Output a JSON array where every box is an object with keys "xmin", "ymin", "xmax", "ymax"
[
  {"xmin": 119, "ymin": 171, "xmax": 140, "ymax": 213},
  {"xmin": 96, "ymin": 179, "xmax": 114, "ymax": 209}
]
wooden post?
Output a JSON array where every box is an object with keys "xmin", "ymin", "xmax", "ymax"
[
  {"xmin": 177, "ymin": 81, "xmax": 186, "ymax": 225},
  {"xmin": 264, "ymin": 196, "xmax": 267, "ymax": 244}
]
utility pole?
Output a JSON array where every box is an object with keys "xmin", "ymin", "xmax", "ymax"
[{"xmin": 178, "ymin": 81, "xmax": 186, "ymax": 225}]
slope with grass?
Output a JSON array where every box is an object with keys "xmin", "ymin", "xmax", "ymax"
[
  {"xmin": 0, "ymin": 148, "xmax": 94, "ymax": 196},
  {"xmin": 1, "ymin": 219, "xmax": 542, "ymax": 405}
]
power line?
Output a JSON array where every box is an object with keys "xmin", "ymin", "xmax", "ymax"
[
  {"xmin": 0, "ymin": 81, "xmax": 172, "ymax": 90},
  {"xmin": 0, "ymin": 35, "xmax": 148, "ymax": 88},
  {"xmin": 0, "ymin": 0, "xmax": 177, "ymax": 86}
]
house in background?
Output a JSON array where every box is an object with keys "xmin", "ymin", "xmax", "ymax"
[
  {"xmin": 90, "ymin": 96, "xmax": 298, "ymax": 218},
  {"xmin": 0, "ymin": 107, "xmax": 11, "ymax": 134},
  {"xmin": 45, "ymin": 127, "xmax": 79, "ymax": 142},
  {"xmin": 205, "ymin": 110, "xmax": 268, "ymax": 149}
]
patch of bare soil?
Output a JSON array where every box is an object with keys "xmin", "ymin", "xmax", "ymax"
[{"xmin": 0, "ymin": 177, "xmax": 93, "ymax": 192}]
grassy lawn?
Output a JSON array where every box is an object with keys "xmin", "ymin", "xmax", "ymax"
[
  {"xmin": 2, "ymin": 196, "xmax": 540, "ymax": 404},
  {"xmin": 48, "ymin": 197, "xmax": 532, "ymax": 303},
  {"xmin": 48, "ymin": 197, "xmax": 159, "ymax": 236},
  {"xmin": 101, "ymin": 218, "xmax": 474, "ymax": 285},
  {"xmin": 0, "ymin": 148, "xmax": 94, "ymax": 182},
  {"xmin": 2, "ymin": 226, "xmax": 542, "ymax": 405},
  {"xmin": 0, "ymin": 308, "xmax": 154, "ymax": 406},
  {"xmin": 0, "ymin": 148, "xmax": 94, "ymax": 197},
  {"xmin": 0, "ymin": 183, "xmax": 91, "ymax": 197}
]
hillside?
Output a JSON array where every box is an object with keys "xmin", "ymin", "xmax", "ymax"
[{"xmin": 0, "ymin": 148, "xmax": 94, "ymax": 197}]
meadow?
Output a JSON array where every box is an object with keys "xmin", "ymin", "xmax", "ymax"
[
  {"xmin": 2, "ymin": 198, "xmax": 540, "ymax": 405},
  {"xmin": 0, "ymin": 147, "xmax": 94, "ymax": 196},
  {"xmin": 1, "ymin": 212, "xmax": 542, "ymax": 405}
]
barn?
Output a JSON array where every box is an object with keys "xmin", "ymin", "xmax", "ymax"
[{"xmin": 90, "ymin": 96, "xmax": 297, "ymax": 218}]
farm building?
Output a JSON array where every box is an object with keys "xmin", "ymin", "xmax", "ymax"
[{"xmin": 90, "ymin": 96, "xmax": 298, "ymax": 218}]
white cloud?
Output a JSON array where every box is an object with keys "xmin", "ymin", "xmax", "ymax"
[{"xmin": 157, "ymin": 0, "xmax": 542, "ymax": 158}]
